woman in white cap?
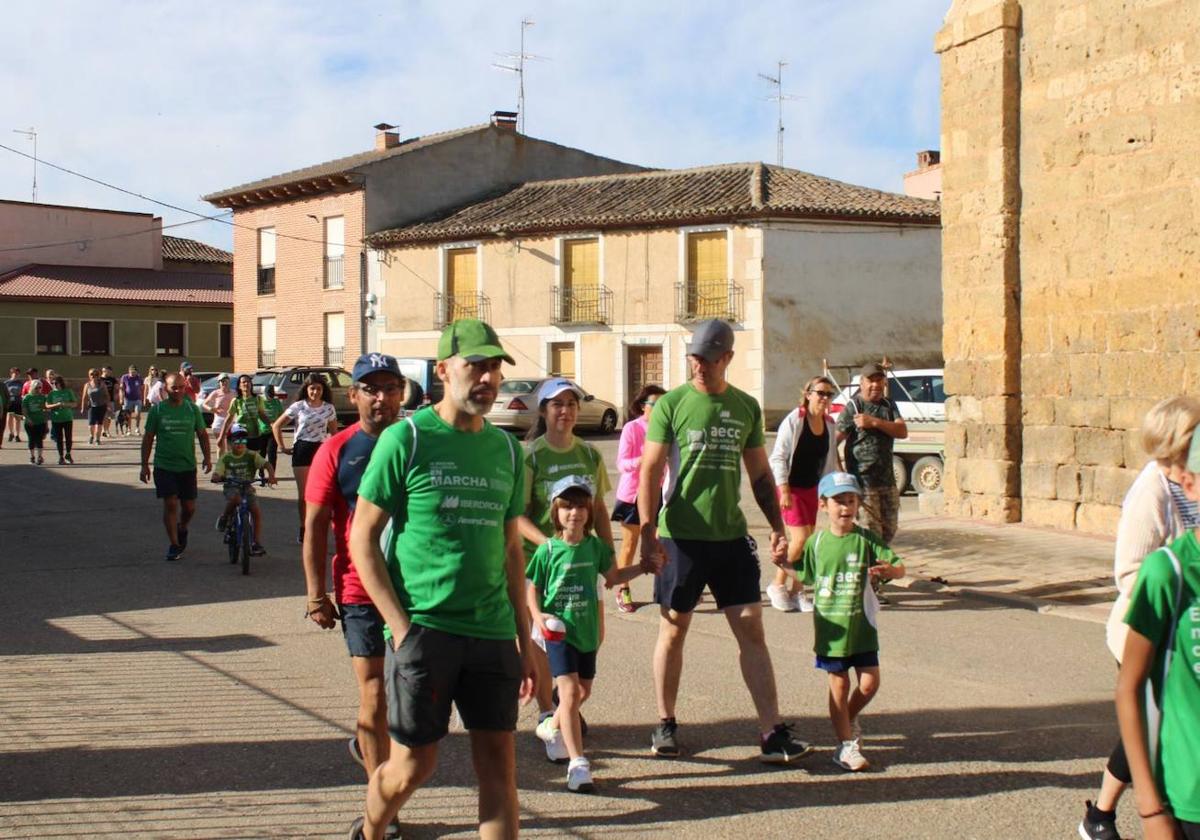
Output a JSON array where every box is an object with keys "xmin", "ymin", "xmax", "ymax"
[
  {"xmin": 202, "ymin": 374, "xmax": 236, "ymax": 456},
  {"xmin": 519, "ymin": 376, "xmax": 616, "ymax": 761}
]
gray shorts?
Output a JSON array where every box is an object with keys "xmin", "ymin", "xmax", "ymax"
[
  {"xmin": 340, "ymin": 603, "xmax": 386, "ymax": 658},
  {"xmin": 385, "ymin": 624, "xmax": 520, "ymax": 747}
]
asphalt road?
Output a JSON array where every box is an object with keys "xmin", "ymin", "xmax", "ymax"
[{"xmin": 0, "ymin": 425, "xmax": 1131, "ymax": 839}]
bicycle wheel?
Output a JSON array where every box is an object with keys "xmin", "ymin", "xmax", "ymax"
[
  {"xmin": 227, "ymin": 519, "xmax": 239, "ymax": 565},
  {"xmin": 241, "ymin": 513, "xmax": 253, "ymax": 575}
]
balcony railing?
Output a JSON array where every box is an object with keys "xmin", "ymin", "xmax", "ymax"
[
  {"xmin": 324, "ymin": 346, "xmax": 344, "ymax": 367},
  {"xmin": 257, "ymin": 265, "xmax": 276, "ymax": 295},
  {"xmin": 324, "ymin": 256, "xmax": 344, "ymax": 289},
  {"xmin": 674, "ymin": 279, "xmax": 744, "ymax": 324},
  {"xmin": 435, "ymin": 291, "xmax": 491, "ymax": 329},
  {"xmin": 258, "ymin": 350, "xmax": 276, "ymax": 367},
  {"xmin": 552, "ymin": 284, "xmax": 612, "ymax": 326}
]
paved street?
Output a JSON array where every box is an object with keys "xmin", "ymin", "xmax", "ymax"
[{"xmin": 1, "ymin": 424, "xmax": 1132, "ymax": 839}]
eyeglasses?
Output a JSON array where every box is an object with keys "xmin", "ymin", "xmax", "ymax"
[
  {"xmin": 809, "ymin": 390, "xmax": 836, "ymax": 399},
  {"xmin": 358, "ymin": 382, "xmax": 404, "ymax": 397},
  {"xmin": 556, "ymin": 498, "xmax": 590, "ymax": 510},
  {"xmin": 644, "ymin": 400, "xmax": 658, "ymax": 408}
]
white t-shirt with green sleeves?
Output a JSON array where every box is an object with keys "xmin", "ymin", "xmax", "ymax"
[
  {"xmin": 796, "ymin": 526, "xmax": 902, "ymax": 657},
  {"xmin": 525, "ymin": 535, "xmax": 614, "ymax": 653},
  {"xmin": 356, "ymin": 407, "xmax": 525, "ymax": 642},
  {"xmin": 1123, "ymin": 530, "xmax": 1200, "ymax": 823},
  {"xmin": 646, "ymin": 382, "xmax": 765, "ymax": 541},
  {"xmin": 523, "ymin": 436, "xmax": 611, "ymax": 553}
]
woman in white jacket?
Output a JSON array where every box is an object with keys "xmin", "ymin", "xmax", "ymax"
[
  {"xmin": 765, "ymin": 375, "xmax": 842, "ymax": 612},
  {"xmin": 1079, "ymin": 395, "xmax": 1200, "ymax": 840}
]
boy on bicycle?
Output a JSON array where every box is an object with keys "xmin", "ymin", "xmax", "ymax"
[{"xmin": 212, "ymin": 423, "xmax": 277, "ymax": 555}]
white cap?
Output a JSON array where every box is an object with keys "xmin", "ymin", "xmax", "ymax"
[{"xmin": 537, "ymin": 377, "xmax": 584, "ymax": 404}]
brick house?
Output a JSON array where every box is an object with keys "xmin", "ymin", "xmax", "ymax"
[
  {"xmin": 364, "ymin": 163, "xmax": 942, "ymax": 424},
  {"xmin": 202, "ymin": 113, "xmax": 644, "ymax": 372}
]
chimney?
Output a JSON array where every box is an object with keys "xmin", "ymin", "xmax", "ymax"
[
  {"xmin": 491, "ymin": 110, "xmax": 518, "ymax": 131},
  {"xmin": 374, "ymin": 122, "xmax": 400, "ymax": 151},
  {"xmin": 916, "ymin": 149, "xmax": 941, "ymax": 169}
]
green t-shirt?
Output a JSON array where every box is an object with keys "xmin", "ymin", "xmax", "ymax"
[
  {"xmin": 1123, "ymin": 530, "xmax": 1200, "ymax": 822},
  {"xmin": 263, "ymin": 397, "xmax": 284, "ymax": 424},
  {"xmin": 357, "ymin": 407, "xmax": 525, "ymax": 641},
  {"xmin": 646, "ymin": 382, "xmax": 765, "ymax": 541},
  {"xmin": 795, "ymin": 526, "xmax": 901, "ymax": 657},
  {"xmin": 526, "ymin": 535, "xmax": 613, "ymax": 653},
  {"xmin": 145, "ymin": 400, "xmax": 205, "ymax": 471},
  {"xmin": 215, "ymin": 449, "xmax": 266, "ymax": 481},
  {"xmin": 523, "ymin": 436, "xmax": 612, "ymax": 554},
  {"xmin": 21, "ymin": 393, "xmax": 47, "ymax": 424},
  {"xmin": 228, "ymin": 395, "xmax": 267, "ymax": 438},
  {"xmin": 836, "ymin": 396, "xmax": 900, "ymax": 487},
  {"xmin": 48, "ymin": 389, "xmax": 75, "ymax": 422}
]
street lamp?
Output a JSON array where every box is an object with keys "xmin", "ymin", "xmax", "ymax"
[{"xmin": 12, "ymin": 127, "xmax": 37, "ymax": 202}]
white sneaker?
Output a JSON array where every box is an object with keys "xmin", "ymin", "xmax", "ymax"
[
  {"xmin": 833, "ymin": 739, "xmax": 869, "ymax": 772},
  {"xmin": 766, "ymin": 583, "xmax": 796, "ymax": 612},
  {"xmin": 797, "ymin": 592, "xmax": 814, "ymax": 612},
  {"xmin": 536, "ymin": 716, "xmax": 569, "ymax": 763},
  {"xmin": 566, "ymin": 758, "xmax": 594, "ymax": 793}
]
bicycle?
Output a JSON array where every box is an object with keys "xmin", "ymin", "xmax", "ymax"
[{"xmin": 222, "ymin": 476, "xmax": 269, "ymax": 575}]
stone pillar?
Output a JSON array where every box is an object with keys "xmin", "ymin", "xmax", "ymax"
[{"xmin": 935, "ymin": 0, "xmax": 1022, "ymax": 522}]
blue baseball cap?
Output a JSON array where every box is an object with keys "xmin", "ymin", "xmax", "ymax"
[
  {"xmin": 351, "ymin": 352, "xmax": 403, "ymax": 383},
  {"xmin": 818, "ymin": 471, "xmax": 863, "ymax": 499},
  {"xmin": 550, "ymin": 474, "xmax": 594, "ymax": 501},
  {"xmin": 538, "ymin": 377, "xmax": 584, "ymax": 404}
]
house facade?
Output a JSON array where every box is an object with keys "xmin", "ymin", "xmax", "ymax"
[
  {"xmin": 365, "ymin": 164, "xmax": 942, "ymax": 424},
  {"xmin": 935, "ymin": 0, "xmax": 1200, "ymax": 533},
  {"xmin": 202, "ymin": 113, "xmax": 644, "ymax": 373},
  {"xmin": 0, "ymin": 201, "xmax": 232, "ymax": 385}
]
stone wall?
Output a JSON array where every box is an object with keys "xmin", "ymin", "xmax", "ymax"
[{"xmin": 938, "ymin": 0, "xmax": 1200, "ymax": 533}]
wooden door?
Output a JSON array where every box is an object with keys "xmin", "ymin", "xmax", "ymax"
[{"xmin": 626, "ymin": 346, "xmax": 664, "ymax": 401}]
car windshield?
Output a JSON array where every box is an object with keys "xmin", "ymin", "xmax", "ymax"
[
  {"xmin": 251, "ymin": 373, "xmax": 277, "ymax": 388},
  {"xmin": 498, "ymin": 379, "xmax": 541, "ymax": 395}
]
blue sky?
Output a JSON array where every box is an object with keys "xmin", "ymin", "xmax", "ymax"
[{"xmin": 0, "ymin": 0, "xmax": 948, "ymax": 250}]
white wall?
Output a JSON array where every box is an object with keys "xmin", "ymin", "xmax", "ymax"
[{"xmin": 760, "ymin": 220, "xmax": 942, "ymax": 425}]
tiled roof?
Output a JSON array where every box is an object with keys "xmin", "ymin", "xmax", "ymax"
[
  {"xmin": 0, "ymin": 265, "xmax": 232, "ymax": 307},
  {"xmin": 367, "ymin": 163, "xmax": 940, "ymax": 245},
  {"xmin": 162, "ymin": 235, "xmax": 232, "ymax": 264},
  {"xmin": 202, "ymin": 124, "xmax": 489, "ymax": 204}
]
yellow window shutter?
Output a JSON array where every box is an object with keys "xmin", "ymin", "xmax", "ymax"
[
  {"xmin": 563, "ymin": 238, "xmax": 599, "ymax": 293},
  {"xmin": 447, "ymin": 248, "xmax": 477, "ymax": 298},
  {"xmin": 687, "ymin": 231, "xmax": 726, "ymax": 284}
]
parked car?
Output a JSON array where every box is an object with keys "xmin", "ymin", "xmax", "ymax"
[
  {"xmin": 395, "ymin": 357, "xmax": 445, "ymax": 411},
  {"xmin": 486, "ymin": 378, "xmax": 620, "ymax": 433},
  {"xmin": 830, "ymin": 368, "xmax": 946, "ymax": 495},
  {"xmin": 197, "ymin": 373, "xmax": 250, "ymax": 427},
  {"xmin": 251, "ymin": 366, "xmax": 357, "ymax": 426}
]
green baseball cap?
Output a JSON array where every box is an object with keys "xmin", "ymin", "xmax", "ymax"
[
  {"xmin": 437, "ymin": 318, "xmax": 515, "ymax": 365},
  {"xmin": 1188, "ymin": 427, "xmax": 1200, "ymax": 473}
]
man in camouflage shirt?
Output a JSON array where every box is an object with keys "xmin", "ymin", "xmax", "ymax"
[{"xmin": 836, "ymin": 362, "xmax": 908, "ymax": 545}]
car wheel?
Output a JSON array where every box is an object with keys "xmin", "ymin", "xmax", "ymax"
[
  {"xmin": 598, "ymin": 410, "xmax": 617, "ymax": 434},
  {"xmin": 912, "ymin": 456, "xmax": 944, "ymax": 494},
  {"xmin": 892, "ymin": 456, "xmax": 909, "ymax": 495}
]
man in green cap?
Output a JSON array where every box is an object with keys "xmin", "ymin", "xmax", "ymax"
[{"xmin": 348, "ymin": 319, "xmax": 535, "ymax": 840}]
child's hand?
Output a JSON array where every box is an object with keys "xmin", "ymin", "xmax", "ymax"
[
  {"xmin": 210, "ymin": 474, "xmax": 223, "ymax": 484},
  {"xmin": 868, "ymin": 564, "xmax": 889, "ymax": 581}
]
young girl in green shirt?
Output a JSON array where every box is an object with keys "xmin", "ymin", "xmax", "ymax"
[{"xmin": 46, "ymin": 375, "xmax": 77, "ymax": 464}]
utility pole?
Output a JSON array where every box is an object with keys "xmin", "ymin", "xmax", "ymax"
[
  {"xmin": 758, "ymin": 62, "xmax": 798, "ymax": 166},
  {"xmin": 493, "ymin": 17, "xmax": 545, "ymax": 133},
  {"xmin": 12, "ymin": 127, "xmax": 37, "ymax": 201}
]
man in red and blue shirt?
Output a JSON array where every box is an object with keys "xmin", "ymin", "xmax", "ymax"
[{"xmin": 303, "ymin": 352, "xmax": 406, "ymax": 796}]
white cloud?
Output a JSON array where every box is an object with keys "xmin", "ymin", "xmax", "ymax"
[{"xmin": 0, "ymin": 0, "xmax": 948, "ymax": 250}]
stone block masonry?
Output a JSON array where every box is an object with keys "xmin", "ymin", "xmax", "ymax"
[{"xmin": 938, "ymin": 0, "xmax": 1200, "ymax": 534}]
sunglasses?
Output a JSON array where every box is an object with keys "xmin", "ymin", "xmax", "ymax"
[
  {"xmin": 809, "ymin": 390, "xmax": 836, "ymax": 399},
  {"xmin": 358, "ymin": 382, "xmax": 404, "ymax": 397}
]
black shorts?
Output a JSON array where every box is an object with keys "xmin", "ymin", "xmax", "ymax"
[
  {"xmin": 611, "ymin": 500, "xmax": 640, "ymax": 525},
  {"xmin": 385, "ymin": 624, "xmax": 521, "ymax": 747},
  {"xmin": 654, "ymin": 536, "xmax": 762, "ymax": 613},
  {"xmin": 153, "ymin": 468, "xmax": 198, "ymax": 501},
  {"xmin": 88, "ymin": 406, "xmax": 107, "ymax": 425},
  {"xmin": 340, "ymin": 603, "xmax": 387, "ymax": 658},
  {"xmin": 6, "ymin": 400, "xmax": 18, "ymax": 415},
  {"xmin": 546, "ymin": 639, "xmax": 597, "ymax": 679},
  {"xmin": 291, "ymin": 439, "xmax": 322, "ymax": 468}
]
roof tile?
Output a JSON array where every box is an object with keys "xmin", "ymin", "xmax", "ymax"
[
  {"xmin": 162, "ymin": 235, "xmax": 232, "ymax": 264},
  {"xmin": 0, "ymin": 265, "xmax": 232, "ymax": 306}
]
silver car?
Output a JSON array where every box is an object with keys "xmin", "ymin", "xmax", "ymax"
[{"xmin": 486, "ymin": 378, "xmax": 620, "ymax": 433}]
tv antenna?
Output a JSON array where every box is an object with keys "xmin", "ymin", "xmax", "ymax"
[
  {"xmin": 492, "ymin": 17, "xmax": 547, "ymax": 133},
  {"xmin": 758, "ymin": 61, "xmax": 800, "ymax": 166},
  {"xmin": 12, "ymin": 127, "xmax": 37, "ymax": 202}
]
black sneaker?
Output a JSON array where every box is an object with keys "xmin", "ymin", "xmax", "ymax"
[
  {"xmin": 177, "ymin": 528, "xmax": 189, "ymax": 549},
  {"xmin": 64, "ymin": 453, "xmax": 73, "ymax": 464},
  {"xmin": 651, "ymin": 720, "xmax": 680, "ymax": 757},
  {"xmin": 250, "ymin": 543, "xmax": 266, "ymax": 556},
  {"xmin": 165, "ymin": 544, "xmax": 183, "ymax": 562},
  {"xmin": 1078, "ymin": 800, "xmax": 1119, "ymax": 840},
  {"xmin": 760, "ymin": 722, "xmax": 813, "ymax": 764}
]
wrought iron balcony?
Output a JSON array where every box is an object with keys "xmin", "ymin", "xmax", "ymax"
[
  {"xmin": 435, "ymin": 291, "xmax": 492, "ymax": 329},
  {"xmin": 258, "ymin": 350, "xmax": 276, "ymax": 367},
  {"xmin": 324, "ymin": 346, "xmax": 344, "ymax": 367},
  {"xmin": 552, "ymin": 284, "xmax": 612, "ymax": 326},
  {"xmin": 257, "ymin": 265, "xmax": 275, "ymax": 295},
  {"xmin": 324, "ymin": 256, "xmax": 344, "ymax": 289},
  {"xmin": 674, "ymin": 279, "xmax": 744, "ymax": 324}
]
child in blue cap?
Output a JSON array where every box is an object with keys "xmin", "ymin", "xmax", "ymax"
[{"xmin": 795, "ymin": 470, "xmax": 905, "ymax": 771}]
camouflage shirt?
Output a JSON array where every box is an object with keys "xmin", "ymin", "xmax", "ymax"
[{"xmin": 836, "ymin": 396, "xmax": 899, "ymax": 487}]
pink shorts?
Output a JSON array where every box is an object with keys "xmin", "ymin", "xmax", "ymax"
[{"xmin": 778, "ymin": 485, "xmax": 819, "ymax": 528}]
